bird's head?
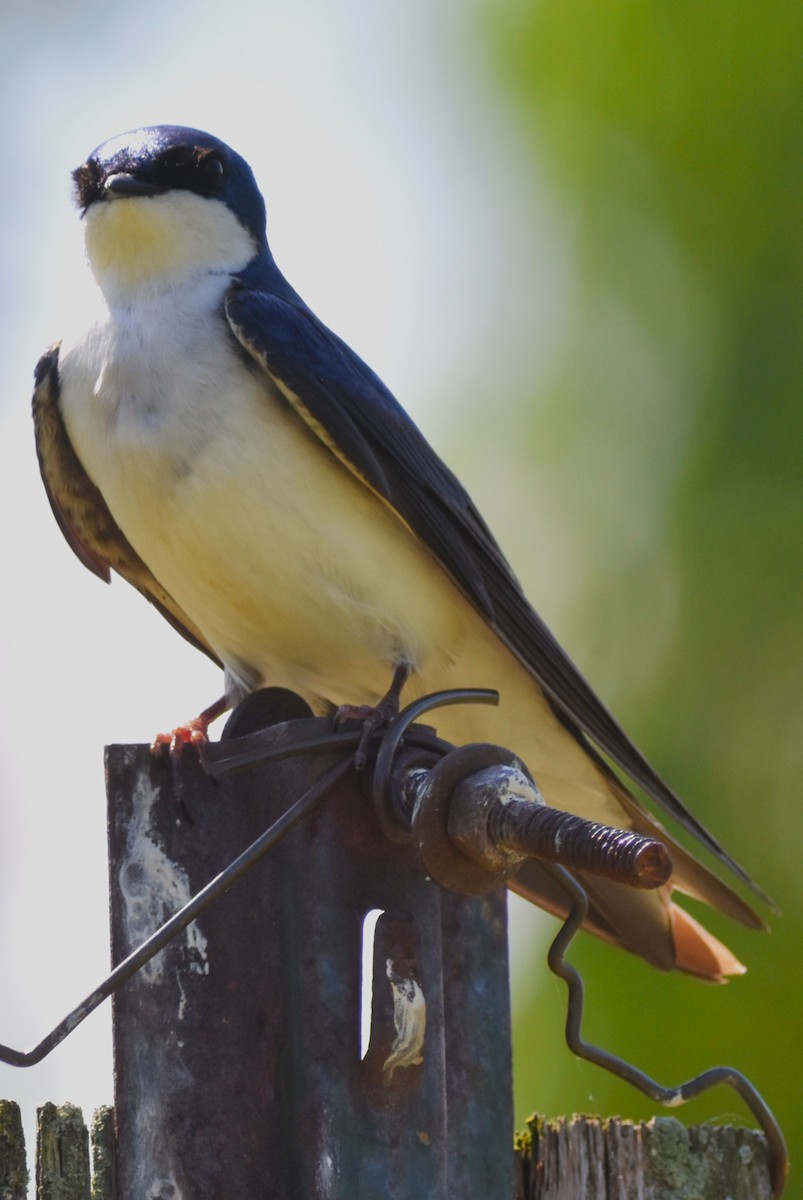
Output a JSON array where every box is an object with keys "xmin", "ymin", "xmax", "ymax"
[{"xmin": 73, "ymin": 126, "xmax": 267, "ymax": 294}]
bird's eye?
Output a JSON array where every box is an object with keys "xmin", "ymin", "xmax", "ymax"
[{"xmin": 202, "ymin": 155, "xmax": 225, "ymax": 180}]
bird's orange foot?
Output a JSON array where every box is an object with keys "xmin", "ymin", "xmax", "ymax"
[
  {"xmin": 335, "ymin": 663, "xmax": 411, "ymax": 771},
  {"xmin": 151, "ymin": 716, "xmax": 212, "ymax": 766},
  {"xmin": 150, "ymin": 696, "xmax": 231, "ymax": 773}
]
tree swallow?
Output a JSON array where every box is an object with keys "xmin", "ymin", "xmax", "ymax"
[{"xmin": 33, "ymin": 125, "xmax": 767, "ymax": 978}]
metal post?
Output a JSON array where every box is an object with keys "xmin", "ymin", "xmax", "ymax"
[{"xmin": 106, "ymin": 690, "xmax": 513, "ymax": 1199}]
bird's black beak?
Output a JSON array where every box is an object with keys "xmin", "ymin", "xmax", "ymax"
[{"xmin": 104, "ymin": 172, "xmax": 167, "ymax": 198}]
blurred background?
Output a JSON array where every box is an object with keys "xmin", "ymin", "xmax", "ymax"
[{"xmin": 0, "ymin": 0, "xmax": 800, "ymax": 1189}]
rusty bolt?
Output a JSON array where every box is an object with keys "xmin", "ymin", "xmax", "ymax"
[{"xmin": 407, "ymin": 744, "xmax": 672, "ymax": 896}]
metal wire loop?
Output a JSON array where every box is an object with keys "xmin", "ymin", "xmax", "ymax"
[{"xmin": 546, "ymin": 864, "xmax": 789, "ymax": 1197}]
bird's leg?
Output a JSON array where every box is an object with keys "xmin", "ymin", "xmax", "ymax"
[
  {"xmin": 150, "ymin": 694, "xmax": 231, "ymax": 769},
  {"xmin": 336, "ymin": 661, "xmax": 412, "ymax": 770}
]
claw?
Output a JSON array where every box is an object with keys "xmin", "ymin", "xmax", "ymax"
[{"xmin": 335, "ymin": 663, "xmax": 411, "ymax": 770}]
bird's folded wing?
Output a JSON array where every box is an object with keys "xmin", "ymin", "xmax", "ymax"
[
  {"xmin": 225, "ymin": 284, "xmax": 769, "ymax": 907},
  {"xmin": 32, "ymin": 344, "xmax": 220, "ymax": 666}
]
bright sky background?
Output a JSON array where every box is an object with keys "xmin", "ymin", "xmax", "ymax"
[{"xmin": 0, "ymin": 0, "xmax": 570, "ymax": 1149}]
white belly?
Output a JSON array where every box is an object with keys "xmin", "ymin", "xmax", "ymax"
[{"xmin": 57, "ymin": 278, "xmax": 470, "ymax": 704}]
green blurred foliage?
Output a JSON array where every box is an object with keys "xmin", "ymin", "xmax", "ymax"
[{"xmin": 475, "ymin": 0, "xmax": 803, "ymax": 1185}]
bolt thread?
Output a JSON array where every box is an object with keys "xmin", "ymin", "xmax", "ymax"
[{"xmin": 489, "ymin": 798, "xmax": 672, "ymax": 889}]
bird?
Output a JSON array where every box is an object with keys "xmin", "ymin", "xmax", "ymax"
[{"xmin": 33, "ymin": 124, "xmax": 768, "ymax": 980}]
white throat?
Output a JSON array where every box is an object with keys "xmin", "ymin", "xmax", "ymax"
[{"xmin": 83, "ymin": 190, "xmax": 257, "ymax": 300}]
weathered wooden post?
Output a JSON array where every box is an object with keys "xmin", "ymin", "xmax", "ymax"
[
  {"xmin": 0, "ymin": 1100, "xmax": 27, "ymax": 1200},
  {"xmin": 513, "ymin": 1114, "xmax": 775, "ymax": 1200},
  {"xmin": 106, "ymin": 689, "xmax": 514, "ymax": 1198}
]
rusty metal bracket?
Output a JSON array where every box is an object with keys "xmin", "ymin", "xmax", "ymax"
[{"xmin": 105, "ymin": 688, "xmax": 516, "ymax": 1198}]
